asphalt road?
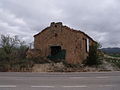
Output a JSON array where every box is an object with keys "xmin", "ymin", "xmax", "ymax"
[{"xmin": 0, "ymin": 72, "xmax": 120, "ymax": 90}]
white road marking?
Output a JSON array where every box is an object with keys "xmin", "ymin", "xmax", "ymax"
[
  {"xmin": 0, "ymin": 85, "xmax": 115, "ymax": 88},
  {"xmin": 104, "ymin": 85, "xmax": 114, "ymax": 87},
  {"xmin": 63, "ymin": 85, "xmax": 87, "ymax": 88},
  {"xmin": 0, "ymin": 85, "xmax": 16, "ymax": 88},
  {"xmin": 31, "ymin": 86, "xmax": 55, "ymax": 88},
  {"xmin": 70, "ymin": 77, "xmax": 87, "ymax": 79},
  {"xmin": 98, "ymin": 85, "xmax": 114, "ymax": 87},
  {"xmin": 96, "ymin": 76, "xmax": 109, "ymax": 78}
]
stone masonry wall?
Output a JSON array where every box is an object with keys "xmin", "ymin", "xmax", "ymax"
[{"xmin": 33, "ymin": 22, "xmax": 94, "ymax": 64}]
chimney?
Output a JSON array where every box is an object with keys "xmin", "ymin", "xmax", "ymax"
[{"xmin": 50, "ymin": 22, "xmax": 63, "ymax": 27}]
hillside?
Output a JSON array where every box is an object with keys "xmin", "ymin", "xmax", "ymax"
[{"xmin": 101, "ymin": 47, "xmax": 120, "ymax": 54}]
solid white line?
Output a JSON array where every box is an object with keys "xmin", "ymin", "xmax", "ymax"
[
  {"xmin": 63, "ymin": 85, "xmax": 87, "ymax": 88},
  {"xmin": 0, "ymin": 85, "xmax": 16, "ymax": 88},
  {"xmin": 31, "ymin": 86, "xmax": 55, "ymax": 88}
]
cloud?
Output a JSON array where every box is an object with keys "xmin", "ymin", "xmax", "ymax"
[
  {"xmin": 0, "ymin": 8, "xmax": 36, "ymax": 42},
  {"xmin": 0, "ymin": 0, "xmax": 120, "ymax": 47}
]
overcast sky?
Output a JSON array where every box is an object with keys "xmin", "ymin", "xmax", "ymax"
[{"xmin": 0, "ymin": 0, "xmax": 120, "ymax": 48}]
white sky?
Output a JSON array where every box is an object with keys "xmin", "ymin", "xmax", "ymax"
[{"xmin": 0, "ymin": 0, "xmax": 120, "ymax": 47}]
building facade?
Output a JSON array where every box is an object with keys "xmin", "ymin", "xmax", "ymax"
[{"xmin": 27, "ymin": 22, "xmax": 95, "ymax": 64}]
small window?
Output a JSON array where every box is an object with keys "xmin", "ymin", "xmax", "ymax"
[
  {"xmin": 55, "ymin": 33, "xmax": 58, "ymax": 37},
  {"xmin": 85, "ymin": 39, "xmax": 87, "ymax": 52},
  {"xmin": 86, "ymin": 38, "xmax": 89, "ymax": 52},
  {"xmin": 85, "ymin": 38, "xmax": 89, "ymax": 53},
  {"xmin": 55, "ymin": 25, "xmax": 57, "ymax": 27}
]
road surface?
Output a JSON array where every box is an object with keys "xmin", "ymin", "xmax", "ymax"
[{"xmin": 0, "ymin": 72, "xmax": 120, "ymax": 90}]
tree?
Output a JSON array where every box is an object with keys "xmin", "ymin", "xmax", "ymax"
[
  {"xmin": 18, "ymin": 41, "xmax": 29, "ymax": 59},
  {"xmin": 0, "ymin": 35, "xmax": 20, "ymax": 71},
  {"xmin": 0, "ymin": 35, "xmax": 19, "ymax": 54},
  {"xmin": 0, "ymin": 35, "xmax": 29, "ymax": 71},
  {"xmin": 84, "ymin": 43, "xmax": 102, "ymax": 66}
]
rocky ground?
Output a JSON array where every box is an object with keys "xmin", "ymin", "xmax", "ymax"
[{"xmin": 32, "ymin": 54, "xmax": 120, "ymax": 72}]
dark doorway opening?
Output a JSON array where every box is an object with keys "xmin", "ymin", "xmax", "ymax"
[
  {"xmin": 47, "ymin": 46, "xmax": 66, "ymax": 62},
  {"xmin": 51, "ymin": 46, "xmax": 61, "ymax": 56}
]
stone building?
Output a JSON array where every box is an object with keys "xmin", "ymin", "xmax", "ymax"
[{"xmin": 27, "ymin": 22, "xmax": 96, "ymax": 64}]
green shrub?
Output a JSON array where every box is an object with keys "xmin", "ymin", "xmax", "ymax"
[{"xmin": 84, "ymin": 43, "xmax": 102, "ymax": 66}]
